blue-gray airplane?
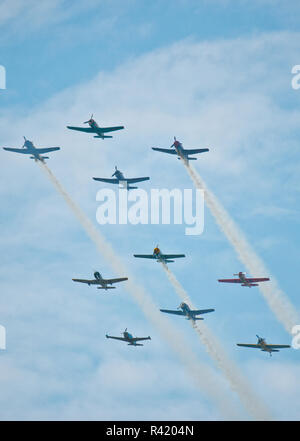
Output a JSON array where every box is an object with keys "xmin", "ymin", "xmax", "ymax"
[
  {"xmin": 93, "ymin": 166, "xmax": 150, "ymax": 190},
  {"xmin": 106, "ymin": 329, "xmax": 151, "ymax": 346},
  {"xmin": 3, "ymin": 137, "xmax": 60, "ymax": 162},
  {"xmin": 237, "ymin": 335, "xmax": 291, "ymax": 357},
  {"xmin": 152, "ymin": 137, "xmax": 209, "ymax": 162},
  {"xmin": 134, "ymin": 245, "xmax": 185, "ymax": 263},
  {"xmin": 160, "ymin": 302, "xmax": 215, "ymax": 321},
  {"xmin": 72, "ymin": 271, "xmax": 128, "ymax": 290},
  {"xmin": 67, "ymin": 114, "xmax": 124, "ymax": 139}
]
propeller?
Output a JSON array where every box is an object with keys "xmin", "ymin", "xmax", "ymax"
[
  {"xmin": 170, "ymin": 136, "xmax": 177, "ymax": 148},
  {"xmin": 112, "ymin": 166, "xmax": 118, "ymax": 177},
  {"xmin": 22, "ymin": 136, "xmax": 27, "ymax": 147},
  {"xmin": 84, "ymin": 114, "xmax": 93, "ymax": 124}
]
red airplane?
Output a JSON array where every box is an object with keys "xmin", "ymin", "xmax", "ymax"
[{"xmin": 218, "ymin": 271, "xmax": 270, "ymax": 287}]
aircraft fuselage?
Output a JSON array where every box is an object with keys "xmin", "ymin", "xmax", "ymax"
[
  {"xmin": 153, "ymin": 247, "xmax": 173, "ymax": 263},
  {"xmin": 24, "ymin": 140, "xmax": 45, "ymax": 162}
]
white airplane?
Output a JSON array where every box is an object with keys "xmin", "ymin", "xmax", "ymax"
[
  {"xmin": 3, "ymin": 137, "xmax": 60, "ymax": 162},
  {"xmin": 160, "ymin": 302, "xmax": 215, "ymax": 321},
  {"xmin": 93, "ymin": 166, "xmax": 150, "ymax": 190},
  {"xmin": 106, "ymin": 329, "xmax": 151, "ymax": 346},
  {"xmin": 72, "ymin": 271, "xmax": 128, "ymax": 290},
  {"xmin": 152, "ymin": 137, "xmax": 209, "ymax": 163},
  {"xmin": 67, "ymin": 114, "xmax": 124, "ymax": 139}
]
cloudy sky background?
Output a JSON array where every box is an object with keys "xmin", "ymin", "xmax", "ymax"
[{"xmin": 0, "ymin": 0, "xmax": 300, "ymax": 420}]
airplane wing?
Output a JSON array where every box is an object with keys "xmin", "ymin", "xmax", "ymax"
[
  {"xmin": 134, "ymin": 254, "xmax": 156, "ymax": 259},
  {"xmin": 3, "ymin": 148, "xmax": 31, "ymax": 154},
  {"xmin": 152, "ymin": 148, "xmax": 177, "ymax": 155},
  {"xmin": 106, "ymin": 335, "xmax": 126, "ymax": 341},
  {"xmin": 131, "ymin": 337, "xmax": 151, "ymax": 342},
  {"xmin": 236, "ymin": 344, "xmax": 261, "ymax": 348},
  {"xmin": 35, "ymin": 147, "xmax": 60, "ymax": 153},
  {"xmin": 246, "ymin": 278, "xmax": 270, "ymax": 283},
  {"xmin": 161, "ymin": 254, "xmax": 185, "ymax": 259},
  {"xmin": 160, "ymin": 309, "xmax": 185, "ymax": 316},
  {"xmin": 100, "ymin": 126, "xmax": 124, "ymax": 133},
  {"xmin": 183, "ymin": 148, "xmax": 209, "ymax": 154},
  {"xmin": 264, "ymin": 344, "xmax": 290, "ymax": 349},
  {"xmin": 123, "ymin": 177, "xmax": 150, "ymax": 184},
  {"xmin": 93, "ymin": 177, "xmax": 119, "ymax": 184},
  {"xmin": 72, "ymin": 278, "xmax": 95, "ymax": 284},
  {"xmin": 193, "ymin": 309, "xmax": 215, "ymax": 315},
  {"xmin": 104, "ymin": 277, "xmax": 128, "ymax": 284},
  {"xmin": 218, "ymin": 279, "xmax": 241, "ymax": 283},
  {"xmin": 67, "ymin": 126, "xmax": 95, "ymax": 133}
]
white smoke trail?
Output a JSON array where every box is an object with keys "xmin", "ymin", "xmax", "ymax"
[
  {"xmin": 161, "ymin": 262, "xmax": 273, "ymax": 420},
  {"xmin": 38, "ymin": 161, "xmax": 243, "ymax": 420},
  {"xmin": 183, "ymin": 160, "xmax": 299, "ymax": 333}
]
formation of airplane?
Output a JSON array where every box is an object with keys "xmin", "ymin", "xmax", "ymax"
[
  {"xmin": 3, "ymin": 137, "xmax": 60, "ymax": 162},
  {"xmin": 3, "ymin": 123, "xmax": 293, "ymax": 358},
  {"xmin": 134, "ymin": 246, "xmax": 185, "ymax": 264},
  {"xmin": 72, "ymin": 271, "xmax": 128, "ymax": 290},
  {"xmin": 160, "ymin": 302, "xmax": 215, "ymax": 321},
  {"xmin": 106, "ymin": 329, "xmax": 151, "ymax": 346},
  {"xmin": 218, "ymin": 271, "xmax": 270, "ymax": 287},
  {"xmin": 237, "ymin": 335, "xmax": 291, "ymax": 357},
  {"xmin": 67, "ymin": 115, "xmax": 124, "ymax": 139},
  {"xmin": 152, "ymin": 137, "xmax": 209, "ymax": 163},
  {"xmin": 93, "ymin": 166, "xmax": 150, "ymax": 190}
]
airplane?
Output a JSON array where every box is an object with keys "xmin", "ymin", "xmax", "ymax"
[
  {"xmin": 93, "ymin": 166, "xmax": 150, "ymax": 190},
  {"xmin": 152, "ymin": 137, "xmax": 209, "ymax": 162},
  {"xmin": 218, "ymin": 271, "xmax": 270, "ymax": 287},
  {"xmin": 237, "ymin": 335, "xmax": 291, "ymax": 357},
  {"xmin": 134, "ymin": 245, "xmax": 185, "ymax": 263},
  {"xmin": 3, "ymin": 137, "xmax": 60, "ymax": 162},
  {"xmin": 160, "ymin": 302, "xmax": 215, "ymax": 321},
  {"xmin": 106, "ymin": 328, "xmax": 151, "ymax": 346},
  {"xmin": 67, "ymin": 114, "xmax": 124, "ymax": 139},
  {"xmin": 72, "ymin": 271, "xmax": 128, "ymax": 290}
]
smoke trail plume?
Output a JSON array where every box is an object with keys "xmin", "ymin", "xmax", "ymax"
[
  {"xmin": 38, "ymin": 161, "xmax": 243, "ymax": 419},
  {"xmin": 183, "ymin": 160, "xmax": 299, "ymax": 333},
  {"xmin": 161, "ymin": 262, "xmax": 272, "ymax": 420}
]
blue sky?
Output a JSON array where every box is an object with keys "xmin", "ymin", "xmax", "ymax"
[{"xmin": 0, "ymin": 0, "xmax": 300, "ymax": 420}]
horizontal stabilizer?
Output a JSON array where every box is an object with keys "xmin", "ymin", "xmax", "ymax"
[
  {"xmin": 97, "ymin": 286, "xmax": 116, "ymax": 290},
  {"xmin": 94, "ymin": 135, "xmax": 113, "ymax": 139}
]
